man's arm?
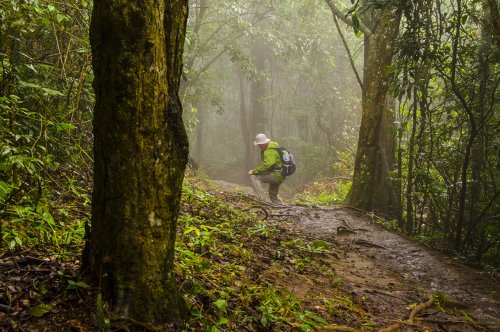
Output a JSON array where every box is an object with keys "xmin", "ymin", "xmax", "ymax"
[{"xmin": 252, "ymin": 149, "xmax": 278, "ymax": 174}]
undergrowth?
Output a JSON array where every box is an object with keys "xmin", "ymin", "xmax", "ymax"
[
  {"xmin": 1, "ymin": 175, "xmax": 369, "ymax": 331},
  {"xmin": 294, "ymin": 178, "xmax": 351, "ymax": 206},
  {"xmin": 176, "ymin": 178, "xmax": 368, "ymax": 331}
]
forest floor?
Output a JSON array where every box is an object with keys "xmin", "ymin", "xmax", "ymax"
[
  {"xmin": 1, "ymin": 179, "xmax": 499, "ymax": 331},
  {"xmin": 211, "ymin": 180, "xmax": 500, "ymax": 332}
]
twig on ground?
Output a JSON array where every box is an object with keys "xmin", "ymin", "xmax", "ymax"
[{"xmin": 336, "ymin": 226, "xmax": 356, "ymax": 235}]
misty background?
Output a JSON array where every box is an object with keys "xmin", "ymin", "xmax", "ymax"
[{"xmin": 181, "ymin": 0, "xmax": 362, "ymax": 190}]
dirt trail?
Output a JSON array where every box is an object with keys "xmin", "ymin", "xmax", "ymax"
[
  {"xmin": 283, "ymin": 206, "xmax": 499, "ymax": 330},
  {"xmin": 214, "ymin": 180, "xmax": 500, "ymax": 331}
]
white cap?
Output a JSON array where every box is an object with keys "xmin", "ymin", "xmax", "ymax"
[{"xmin": 253, "ymin": 133, "xmax": 271, "ymax": 146}]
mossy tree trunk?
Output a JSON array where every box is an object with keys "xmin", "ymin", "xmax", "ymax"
[
  {"xmin": 348, "ymin": 4, "xmax": 401, "ymax": 217},
  {"xmin": 82, "ymin": 0, "xmax": 189, "ymax": 324}
]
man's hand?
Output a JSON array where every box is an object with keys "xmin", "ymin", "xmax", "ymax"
[{"xmin": 248, "ymin": 170, "xmax": 253, "ymax": 175}]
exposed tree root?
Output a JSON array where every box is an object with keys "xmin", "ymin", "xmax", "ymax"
[
  {"xmin": 408, "ymin": 295, "xmax": 435, "ymax": 324},
  {"xmin": 378, "ymin": 295, "xmax": 435, "ymax": 332}
]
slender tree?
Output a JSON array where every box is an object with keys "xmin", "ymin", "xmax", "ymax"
[{"xmin": 82, "ymin": 0, "xmax": 189, "ymax": 324}]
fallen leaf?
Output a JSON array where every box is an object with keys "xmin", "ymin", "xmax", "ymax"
[{"xmin": 28, "ymin": 303, "xmax": 52, "ymax": 317}]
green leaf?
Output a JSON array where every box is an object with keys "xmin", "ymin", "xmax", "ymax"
[
  {"xmin": 216, "ymin": 317, "xmax": 229, "ymax": 326},
  {"xmin": 352, "ymin": 14, "xmax": 360, "ymax": 34},
  {"xmin": 28, "ymin": 303, "xmax": 52, "ymax": 317},
  {"xmin": 214, "ymin": 299, "xmax": 228, "ymax": 314},
  {"xmin": 56, "ymin": 13, "xmax": 70, "ymax": 23},
  {"xmin": 299, "ymin": 310, "xmax": 328, "ymax": 327},
  {"xmin": 362, "ymin": 320, "xmax": 378, "ymax": 327},
  {"xmin": 54, "ymin": 123, "xmax": 77, "ymax": 132},
  {"xmin": 39, "ymin": 282, "xmax": 47, "ymax": 295},
  {"xmin": 461, "ymin": 311, "xmax": 475, "ymax": 323},
  {"xmin": 42, "ymin": 211, "xmax": 55, "ymax": 225},
  {"xmin": 18, "ymin": 81, "xmax": 64, "ymax": 95},
  {"xmin": 184, "ymin": 226, "xmax": 201, "ymax": 236},
  {"xmin": 67, "ymin": 280, "xmax": 91, "ymax": 290},
  {"xmin": 41, "ymin": 87, "xmax": 64, "ymax": 96},
  {"xmin": 0, "ymin": 181, "xmax": 12, "ymax": 203}
]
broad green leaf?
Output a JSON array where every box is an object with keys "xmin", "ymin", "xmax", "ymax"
[
  {"xmin": 41, "ymin": 87, "xmax": 64, "ymax": 96},
  {"xmin": 42, "ymin": 211, "xmax": 55, "ymax": 225},
  {"xmin": 216, "ymin": 317, "xmax": 229, "ymax": 325},
  {"xmin": 18, "ymin": 81, "xmax": 64, "ymax": 96},
  {"xmin": 362, "ymin": 320, "xmax": 378, "ymax": 327},
  {"xmin": 56, "ymin": 13, "xmax": 69, "ymax": 23},
  {"xmin": 67, "ymin": 280, "xmax": 91, "ymax": 289},
  {"xmin": 28, "ymin": 303, "xmax": 52, "ymax": 317},
  {"xmin": 55, "ymin": 123, "xmax": 77, "ymax": 132},
  {"xmin": 184, "ymin": 226, "xmax": 201, "ymax": 236},
  {"xmin": 214, "ymin": 299, "xmax": 228, "ymax": 314},
  {"xmin": 305, "ymin": 311, "xmax": 328, "ymax": 324},
  {"xmin": 0, "ymin": 181, "xmax": 12, "ymax": 203}
]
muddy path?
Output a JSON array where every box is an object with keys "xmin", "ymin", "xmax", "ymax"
[
  {"xmin": 213, "ymin": 181, "xmax": 500, "ymax": 331},
  {"xmin": 278, "ymin": 205, "xmax": 499, "ymax": 330}
]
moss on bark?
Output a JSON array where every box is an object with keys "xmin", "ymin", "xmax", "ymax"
[
  {"xmin": 82, "ymin": 0, "xmax": 189, "ymax": 324},
  {"xmin": 348, "ymin": 4, "xmax": 401, "ymax": 218}
]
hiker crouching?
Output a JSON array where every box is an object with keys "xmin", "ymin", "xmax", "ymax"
[{"xmin": 248, "ymin": 133, "xmax": 284, "ymax": 204}]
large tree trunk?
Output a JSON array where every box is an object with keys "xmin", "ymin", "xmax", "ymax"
[
  {"xmin": 348, "ymin": 4, "xmax": 401, "ymax": 217},
  {"xmin": 82, "ymin": 0, "xmax": 189, "ymax": 324}
]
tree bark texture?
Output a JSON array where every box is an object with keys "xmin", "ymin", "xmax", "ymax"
[
  {"xmin": 486, "ymin": 0, "xmax": 500, "ymax": 58},
  {"xmin": 82, "ymin": 0, "xmax": 189, "ymax": 324},
  {"xmin": 348, "ymin": 4, "xmax": 401, "ymax": 217}
]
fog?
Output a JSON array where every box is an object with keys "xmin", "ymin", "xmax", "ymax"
[{"xmin": 181, "ymin": 0, "xmax": 362, "ymax": 190}]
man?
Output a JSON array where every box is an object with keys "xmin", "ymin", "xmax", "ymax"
[{"xmin": 248, "ymin": 133, "xmax": 285, "ymax": 204}]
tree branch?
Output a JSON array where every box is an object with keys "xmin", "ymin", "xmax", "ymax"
[
  {"xmin": 332, "ymin": 14, "xmax": 364, "ymax": 91},
  {"xmin": 324, "ymin": 0, "xmax": 372, "ymax": 36}
]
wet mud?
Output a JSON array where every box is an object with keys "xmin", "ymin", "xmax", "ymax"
[{"xmin": 278, "ymin": 205, "xmax": 500, "ymax": 331}]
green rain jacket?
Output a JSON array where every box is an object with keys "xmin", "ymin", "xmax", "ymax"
[{"xmin": 252, "ymin": 141, "xmax": 285, "ymax": 182}]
